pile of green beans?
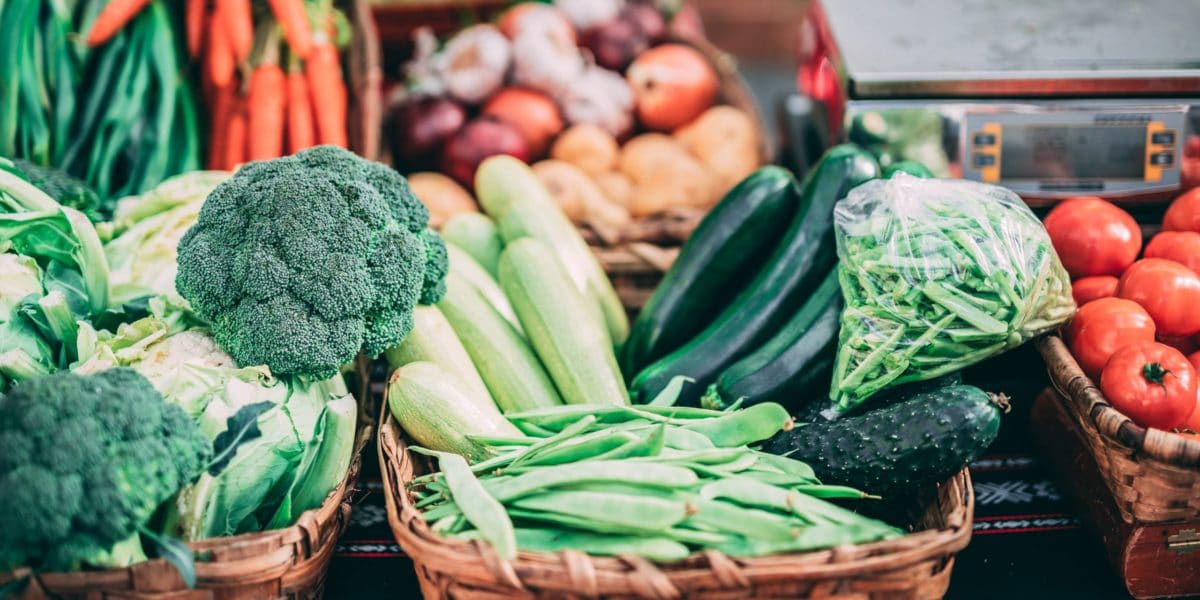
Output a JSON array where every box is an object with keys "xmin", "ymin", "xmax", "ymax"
[
  {"xmin": 0, "ymin": 0, "xmax": 199, "ymax": 206},
  {"xmin": 830, "ymin": 176, "xmax": 1074, "ymax": 414},
  {"xmin": 409, "ymin": 392, "xmax": 902, "ymax": 562}
]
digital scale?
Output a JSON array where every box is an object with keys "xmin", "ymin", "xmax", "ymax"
[{"xmin": 792, "ymin": 0, "xmax": 1200, "ymax": 205}]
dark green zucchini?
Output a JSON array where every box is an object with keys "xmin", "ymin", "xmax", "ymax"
[
  {"xmin": 630, "ymin": 145, "xmax": 879, "ymax": 406},
  {"xmin": 764, "ymin": 384, "xmax": 1002, "ymax": 491},
  {"xmin": 620, "ymin": 167, "xmax": 802, "ymax": 377},
  {"xmin": 791, "ymin": 371, "xmax": 965, "ymax": 423},
  {"xmin": 883, "ymin": 160, "xmax": 933, "ymax": 179},
  {"xmin": 701, "ymin": 268, "xmax": 842, "ymax": 411}
]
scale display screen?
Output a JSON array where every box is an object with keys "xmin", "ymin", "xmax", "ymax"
[{"xmin": 1000, "ymin": 125, "xmax": 1146, "ymax": 179}]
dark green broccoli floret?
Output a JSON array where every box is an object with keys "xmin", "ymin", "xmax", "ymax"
[
  {"xmin": 0, "ymin": 368, "xmax": 210, "ymax": 572},
  {"xmin": 420, "ymin": 228, "xmax": 448, "ymax": 305},
  {"xmin": 175, "ymin": 145, "xmax": 446, "ymax": 377},
  {"xmin": 10, "ymin": 159, "xmax": 105, "ymax": 222}
]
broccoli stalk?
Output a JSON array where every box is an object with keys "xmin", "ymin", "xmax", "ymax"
[
  {"xmin": 0, "ymin": 346, "xmax": 52, "ymax": 382},
  {"xmin": 35, "ymin": 290, "xmax": 79, "ymax": 359},
  {"xmin": 88, "ymin": 532, "xmax": 149, "ymax": 568}
]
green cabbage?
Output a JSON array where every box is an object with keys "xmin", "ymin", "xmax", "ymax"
[{"xmin": 104, "ymin": 171, "xmax": 228, "ymax": 306}]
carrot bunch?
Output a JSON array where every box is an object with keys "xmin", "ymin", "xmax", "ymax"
[
  {"xmin": 85, "ymin": 0, "xmax": 351, "ymax": 170},
  {"xmin": 199, "ymin": 0, "xmax": 350, "ymax": 169}
]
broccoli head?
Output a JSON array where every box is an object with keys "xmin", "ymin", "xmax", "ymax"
[
  {"xmin": 0, "ymin": 368, "xmax": 211, "ymax": 572},
  {"xmin": 9, "ymin": 159, "xmax": 105, "ymax": 222},
  {"xmin": 175, "ymin": 145, "xmax": 447, "ymax": 378}
]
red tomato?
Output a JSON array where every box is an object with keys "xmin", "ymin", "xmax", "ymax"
[
  {"xmin": 1071, "ymin": 276, "xmax": 1119, "ymax": 306},
  {"xmin": 1100, "ymin": 342, "xmax": 1197, "ymax": 429},
  {"xmin": 1116, "ymin": 259, "xmax": 1200, "ymax": 337},
  {"xmin": 1162, "ymin": 188, "xmax": 1200, "ymax": 233},
  {"xmin": 1043, "ymin": 196, "xmax": 1141, "ymax": 279},
  {"xmin": 1143, "ymin": 231, "xmax": 1200, "ymax": 274},
  {"xmin": 1184, "ymin": 352, "xmax": 1200, "ymax": 432},
  {"xmin": 1067, "ymin": 297, "xmax": 1156, "ymax": 378}
]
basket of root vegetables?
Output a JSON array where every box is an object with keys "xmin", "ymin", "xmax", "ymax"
[{"xmin": 388, "ymin": 0, "xmax": 771, "ymax": 310}]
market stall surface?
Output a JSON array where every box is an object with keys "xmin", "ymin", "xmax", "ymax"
[{"xmin": 325, "ymin": 346, "xmax": 1132, "ymax": 599}]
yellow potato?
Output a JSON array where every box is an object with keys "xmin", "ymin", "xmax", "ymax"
[
  {"xmin": 703, "ymin": 144, "xmax": 760, "ymax": 192},
  {"xmin": 533, "ymin": 160, "xmax": 630, "ymax": 232},
  {"xmin": 532, "ymin": 160, "xmax": 588, "ymax": 223},
  {"xmin": 629, "ymin": 161, "xmax": 719, "ymax": 217},
  {"xmin": 675, "ymin": 106, "xmax": 760, "ymax": 189},
  {"xmin": 550, "ymin": 124, "xmax": 620, "ymax": 176},
  {"xmin": 618, "ymin": 133, "xmax": 692, "ymax": 183},
  {"xmin": 593, "ymin": 172, "xmax": 635, "ymax": 209},
  {"xmin": 675, "ymin": 106, "xmax": 758, "ymax": 157},
  {"xmin": 408, "ymin": 172, "xmax": 478, "ymax": 229}
]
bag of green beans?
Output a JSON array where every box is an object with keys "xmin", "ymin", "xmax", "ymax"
[{"xmin": 829, "ymin": 174, "xmax": 1074, "ymax": 414}]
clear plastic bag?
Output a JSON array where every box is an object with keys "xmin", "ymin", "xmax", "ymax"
[{"xmin": 830, "ymin": 174, "xmax": 1074, "ymax": 413}]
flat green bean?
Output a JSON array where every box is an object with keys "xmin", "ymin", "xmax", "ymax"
[
  {"xmin": 436, "ymin": 452, "xmax": 516, "ymax": 560},
  {"xmin": 684, "ymin": 498, "xmax": 803, "ymax": 543},
  {"xmin": 488, "ymin": 461, "xmax": 698, "ymax": 501},
  {"xmin": 513, "ymin": 528, "xmax": 691, "ymax": 562},
  {"xmin": 681, "ymin": 403, "xmax": 792, "ymax": 447},
  {"xmin": 507, "ymin": 415, "xmax": 598, "ymax": 470},
  {"xmin": 716, "ymin": 523, "xmax": 900, "ymax": 557},
  {"xmin": 646, "ymin": 375, "xmax": 692, "ymax": 406},
  {"xmin": 512, "ymin": 490, "xmax": 689, "ymax": 530}
]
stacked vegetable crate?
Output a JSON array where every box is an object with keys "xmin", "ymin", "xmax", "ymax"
[
  {"xmin": 1034, "ymin": 336, "xmax": 1200, "ymax": 598},
  {"xmin": 0, "ymin": 358, "xmax": 374, "ymax": 600}
]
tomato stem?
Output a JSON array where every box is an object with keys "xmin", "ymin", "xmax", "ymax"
[{"xmin": 1142, "ymin": 362, "xmax": 1170, "ymax": 385}]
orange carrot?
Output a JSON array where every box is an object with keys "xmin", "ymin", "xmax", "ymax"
[
  {"xmin": 224, "ymin": 94, "xmax": 248, "ymax": 170},
  {"xmin": 207, "ymin": 85, "xmax": 235, "ymax": 169},
  {"xmin": 305, "ymin": 33, "xmax": 347, "ymax": 148},
  {"xmin": 87, "ymin": 0, "xmax": 153, "ymax": 46},
  {"xmin": 206, "ymin": 7, "xmax": 236, "ymax": 88},
  {"xmin": 186, "ymin": 0, "xmax": 205, "ymax": 58},
  {"xmin": 268, "ymin": 0, "xmax": 313, "ymax": 59},
  {"xmin": 286, "ymin": 64, "xmax": 315, "ymax": 154},
  {"xmin": 218, "ymin": 0, "xmax": 254, "ymax": 62},
  {"xmin": 247, "ymin": 59, "xmax": 286, "ymax": 160}
]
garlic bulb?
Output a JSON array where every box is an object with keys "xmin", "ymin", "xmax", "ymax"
[
  {"xmin": 435, "ymin": 24, "xmax": 511, "ymax": 104},
  {"xmin": 557, "ymin": 66, "xmax": 635, "ymax": 138},
  {"xmin": 555, "ymin": 0, "xmax": 623, "ymax": 31},
  {"xmin": 511, "ymin": 28, "xmax": 585, "ymax": 96}
]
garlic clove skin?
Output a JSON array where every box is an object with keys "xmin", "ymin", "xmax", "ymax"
[
  {"xmin": 557, "ymin": 66, "xmax": 635, "ymax": 139},
  {"xmin": 436, "ymin": 24, "xmax": 512, "ymax": 105}
]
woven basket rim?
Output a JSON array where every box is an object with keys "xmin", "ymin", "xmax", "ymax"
[
  {"xmin": 377, "ymin": 398, "xmax": 974, "ymax": 597},
  {"xmin": 1037, "ymin": 334, "xmax": 1200, "ymax": 469},
  {"xmin": 0, "ymin": 356, "xmax": 375, "ymax": 595}
]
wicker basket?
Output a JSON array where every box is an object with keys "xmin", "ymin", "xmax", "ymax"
[
  {"xmin": 378, "ymin": 405, "xmax": 974, "ymax": 600},
  {"xmin": 0, "ymin": 358, "xmax": 376, "ymax": 600},
  {"xmin": 1037, "ymin": 335, "xmax": 1200, "ymax": 524}
]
